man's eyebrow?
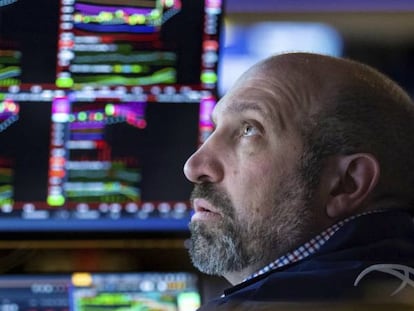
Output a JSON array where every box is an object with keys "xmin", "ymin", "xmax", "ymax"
[
  {"xmin": 210, "ymin": 101, "xmax": 273, "ymax": 127},
  {"xmin": 226, "ymin": 101, "xmax": 271, "ymax": 122},
  {"xmin": 210, "ymin": 101, "xmax": 267, "ymax": 125},
  {"xmin": 228, "ymin": 101, "xmax": 264, "ymax": 112},
  {"xmin": 218, "ymin": 100, "xmax": 287, "ymax": 132}
]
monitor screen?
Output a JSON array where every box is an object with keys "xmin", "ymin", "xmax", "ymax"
[
  {"xmin": 0, "ymin": 272, "xmax": 201, "ymax": 311},
  {"xmin": 0, "ymin": 0, "xmax": 223, "ymax": 234}
]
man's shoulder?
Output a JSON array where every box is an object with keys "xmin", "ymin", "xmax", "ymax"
[{"xmin": 201, "ymin": 261, "xmax": 414, "ymax": 310}]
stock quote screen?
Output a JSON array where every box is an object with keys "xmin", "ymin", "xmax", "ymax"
[
  {"xmin": 0, "ymin": 272, "xmax": 201, "ymax": 311},
  {"xmin": 0, "ymin": 0, "xmax": 222, "ymax": 233}
]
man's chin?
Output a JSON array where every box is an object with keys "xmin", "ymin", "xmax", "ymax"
[
  {"xmin": 188, "ymin": 222, "xmax": 250, "ymax": 276},
  {"xmin": 189, "ymin": 217, "xmax": 223, "ymax": 236}
]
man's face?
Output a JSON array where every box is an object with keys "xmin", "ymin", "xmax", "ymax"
[{"xmin": 183, "ymin": 68, "xmax": 319, "ymax": 282}]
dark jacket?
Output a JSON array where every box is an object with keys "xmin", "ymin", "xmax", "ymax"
[{"xmin": 200, "ymin": 209, "xmax": 414, "ymax": 310}]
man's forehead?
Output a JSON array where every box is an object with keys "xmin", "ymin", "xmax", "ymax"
[{"xmin": 212, "ymin": 71, "xmax": 313, "ymax": 127}]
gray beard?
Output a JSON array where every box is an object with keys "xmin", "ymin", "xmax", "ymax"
[
  {"xmin": 189, "ymin": 212, "xmax": 250, "ymax": 274},
  {"xmin": 187, "ymin": 172, "xmax": 313, "ymax": 277}
]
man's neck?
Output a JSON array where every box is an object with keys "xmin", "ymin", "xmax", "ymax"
[{"xmin": 223, "ymin": 261, "xmax": 270, "ymax": 285}]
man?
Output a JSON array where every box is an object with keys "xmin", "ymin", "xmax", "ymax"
[{"xmin": 183, "ymin": 52, "xmax": 414, "ymax": 309}]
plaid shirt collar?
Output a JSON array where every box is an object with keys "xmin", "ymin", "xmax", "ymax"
[{"xmin": 244, "ymin": 209, "xmax": 385, "ymax": 282}]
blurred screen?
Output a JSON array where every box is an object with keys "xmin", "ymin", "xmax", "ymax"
[
  {"xmin": 0, "ymin": 0, "xmax": 223, "ymax": 234},
  {"xmin": 0, "ymin": 272, "xmax": 201, "ymax": 311}
]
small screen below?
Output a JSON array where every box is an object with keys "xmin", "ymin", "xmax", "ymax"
[{"xmin": 0, "ymin": 272, "xmax": 201, "ymax": 311}]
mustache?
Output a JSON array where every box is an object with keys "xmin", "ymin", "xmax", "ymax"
[{"xmin": 190, "ymin": 183, "xmax": 234, "ymax": 218}]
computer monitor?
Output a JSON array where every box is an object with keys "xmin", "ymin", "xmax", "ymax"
[
  {"xmin": 0, "ymin": 0, "xmax": 223, "ymax": 235},
  {"xmin": 0, "ymin": 272, "xmax": 201, "ymax": 311}
]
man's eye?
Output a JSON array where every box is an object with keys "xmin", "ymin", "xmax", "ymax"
[{"xmin": 242, "ymin": 124, "xmax": 259, "ymax": 137}]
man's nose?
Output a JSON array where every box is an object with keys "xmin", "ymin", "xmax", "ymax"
[{"xmin": 183, "ymin": 138, "xmax": 224, "ymax": 184}]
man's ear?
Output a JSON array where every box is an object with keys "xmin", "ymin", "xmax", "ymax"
[{"xmin": 324, "ymin": 153, "xmax": 380, "ymax": 219}]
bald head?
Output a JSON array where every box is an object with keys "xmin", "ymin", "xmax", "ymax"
[
  {"xmin": 246, "ymin": 52, "xmax": 414, "ymax": 207},
  {"xmin": 242, "ymin": 52, "xmax": 412, "ymax": 117}
]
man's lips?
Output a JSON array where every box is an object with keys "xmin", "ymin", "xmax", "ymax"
[{"xmin": 191, "ymin": 198, "xmax": 222, "ymax": 221}]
